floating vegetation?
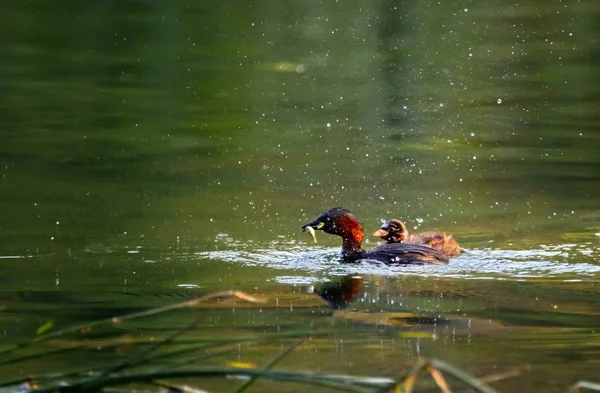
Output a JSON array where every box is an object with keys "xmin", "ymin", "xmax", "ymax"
[{"xmin": 0, "ymin": 291, "xmax": 597, "ymax": 393}]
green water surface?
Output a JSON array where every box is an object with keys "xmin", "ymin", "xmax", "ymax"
[{"xmin": 1, "ymin": 1, "xmax": 599, "ymax": 392}]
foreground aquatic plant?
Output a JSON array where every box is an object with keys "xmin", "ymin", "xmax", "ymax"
[{"xmin": 0, "ymin": 291, "xmax": 597, "ymax": 393}]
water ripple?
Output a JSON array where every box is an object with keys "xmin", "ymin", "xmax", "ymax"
[{"xmin": 196, "ymin": 239, "xmax": 600, "ymax": 280}]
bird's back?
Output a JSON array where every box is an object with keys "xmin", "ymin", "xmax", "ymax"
[
  {"xmin": 365, "ymin": 242, "xmax": 449, "ymax": 265},
  {"xmin": 408, "ymin": 232, "xmax": 461, "ymax": 258}
]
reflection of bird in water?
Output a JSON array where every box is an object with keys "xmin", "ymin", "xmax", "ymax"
[
  {"xmin": 301, "ymin": 208, "xmax": 448, "ymax": 264},
  {"xmin": 313, "ymin": 276, "xmax": 446, "ymax": 335},
  {"xmin": 313, "ymin": 275, "xmax": 363, "ymax": 309},
  {"xmin": 373, "ymin": 219, "xmax": 462, "ymax": 258}
]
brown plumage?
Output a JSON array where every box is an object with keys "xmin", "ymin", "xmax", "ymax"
[
  {"xmin": 301, "ymin": 208, "xmax": 448, "ymax": 265},
  {"xmin": 373, "ymin": 219, "xmax": 462, "ymax": 258}
]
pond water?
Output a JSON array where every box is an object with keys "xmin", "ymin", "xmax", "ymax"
[{"xmin": 1, "ymin": 1, "xmax": 599, "ymax": 392}]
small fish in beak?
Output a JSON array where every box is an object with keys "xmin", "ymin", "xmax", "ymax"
[{"xmin": 305, "ymin": 225, "xmax": 317, "ymax": 243}]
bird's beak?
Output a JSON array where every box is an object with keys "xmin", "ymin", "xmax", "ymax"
[
  {"xmin": 373, "ymin": 229, "xmax": 389, "ymax": 237},
  {"xmin": 301, "ymin": 220, "xmax": 325, "ymax": 243}
]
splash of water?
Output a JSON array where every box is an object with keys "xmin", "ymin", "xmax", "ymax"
[{"xmin": 196, "ymin": 238, "xmax": 600, "ymax": 281}]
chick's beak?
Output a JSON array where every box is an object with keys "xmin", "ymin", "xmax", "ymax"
[{"xmin": 373, "ymin": 229, "xmax": 389, "ymax": 238}]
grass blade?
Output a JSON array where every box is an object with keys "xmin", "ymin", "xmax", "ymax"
[{"xmin": 234, "ymin": 336, "xmax": 309, "ymax": 393}]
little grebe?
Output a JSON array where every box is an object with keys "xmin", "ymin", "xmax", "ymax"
[
  {"xmin": 373, "ymin": 219, "xmax": 462, "ymax": 258},
  {"xmin": 302, "ymin": 208, "xmax": 448, "ymax": 264}
]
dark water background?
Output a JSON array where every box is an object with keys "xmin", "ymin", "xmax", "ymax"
[{"xmin": 1, "ymin": 1, "xmax": 599, "ymax": 391}]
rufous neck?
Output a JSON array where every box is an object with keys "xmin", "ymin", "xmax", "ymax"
[
  {"xmin": 342, "ymin": 236, "xmax": 362, "ymax": 252},
  {"xmin": 333, "ymin": 214, "xmax": 365, "ymax": 260},
  {"xmin": 341, "ymin": 236, "xmax": 364, "ymax": 261}
]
